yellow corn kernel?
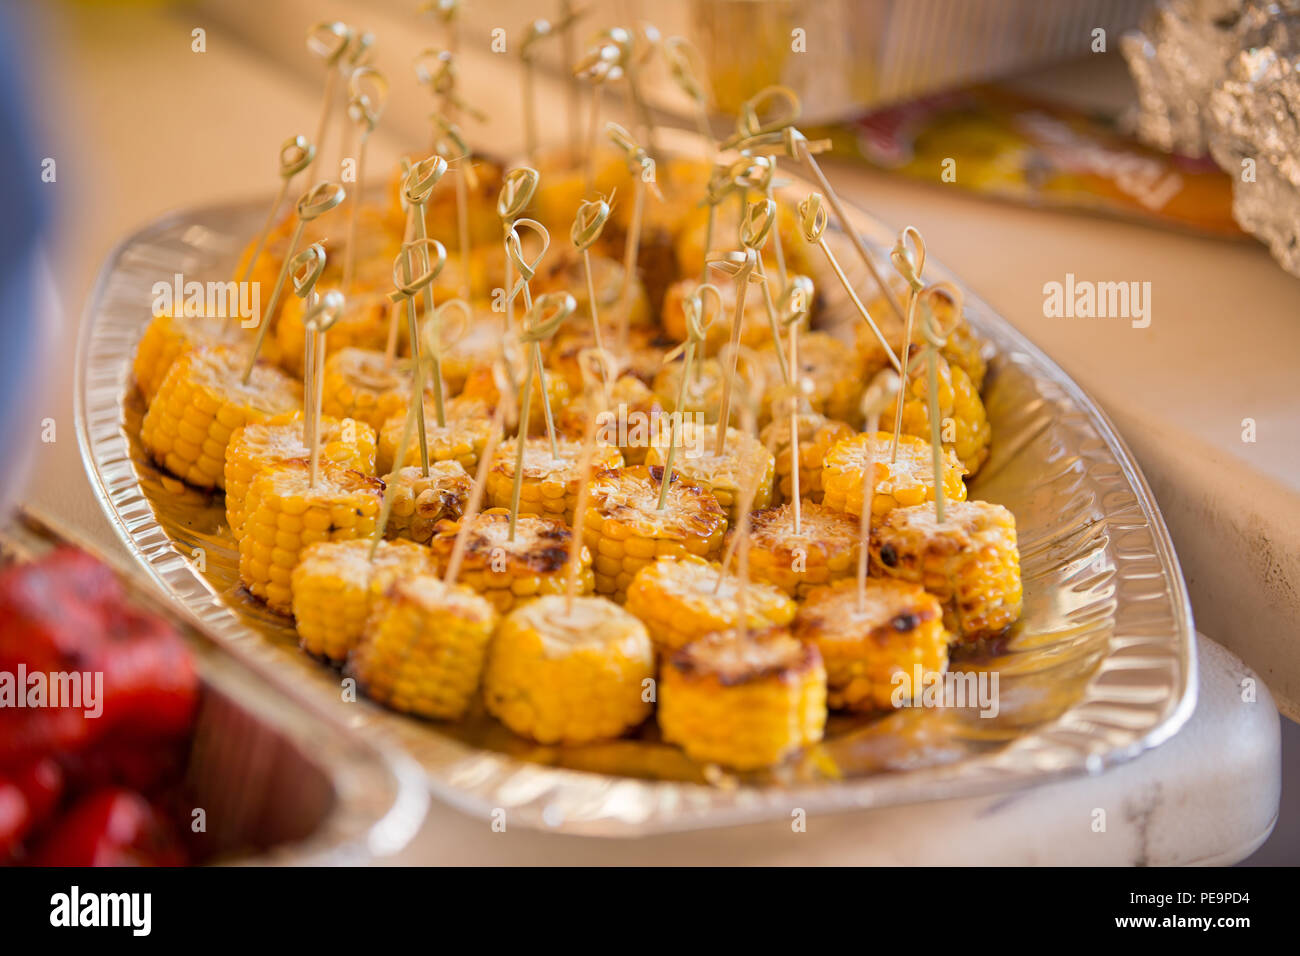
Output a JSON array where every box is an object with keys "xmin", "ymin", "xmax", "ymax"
[
  {"xmin": 460, "ymin": 361, "xmax": 571, "ymax": 437},
  {"xmin": 292, "ymin": 538, "xmax": 433, "ymax": 662},
  {"xmin": 734, "ymin": 501, "xmax": 860, "ymax": 598},
  {"xmin": 225, "ymin": 413, "xmax": 377, "ymax": 539},
  {"xmin": 645, "ymin": 421, "xmax": 775, "ymax": 522},
  {"xmin": 882, "ymin": 356, "xmax": 991, "ymax": 476},
  {"xmin": 133, "ymin": 312, "xmax": 222, "ymax": 404},
  {"xmin": 483, "ymin": 594, "xmax": 655, "ymax": 744},
  {"xmin": 429, "ymin": 508, "xmax": 591, "ymax": 614},
  {"xmin": 582, "ymin": 466, "xmax": 728, "ymax": 601},
  {"xmin": 382, "ymin": 461, "xmax": 473, "ymax": 545},
  {"xmin": 376, "ymin": 405, "xmax": 496, "ymax": 475},
  {"xmin": 760, "ymin": 413, "xmax": 854, "ymax": 505},
  {"xmin": 319, "ymin": 347, "xmax": 422, "ymax": 434},
  {"xmin": 557, "ymin": 374, "xmax": 663, "ymax": 466},
  {"xmin": 658, "ymin": 626, "xmax": 827, "ymax": 771},
  {"xmin": 484, "ymin": 436, "xmax": 623, "ymax": 523},
  {"xmin": 759, "ymin": 332, "xmax": 866, "ymax": 427},
  {"xmin": 870, "ymin": 499, "xmax": 1022, "ymax": 642},
  {"xmin": 276, "ymin": 292, "xmax": 393, "ymax": 377},
  {"xmin": 821, "ymin": 431, "xmax": 967, "ymax": 519},
  {"xmin": 855, "ymin": 282, "xmax": 988, "ymax": 392},
  {"xmin": 350, "ymin": 573, "xmax": 497, "ymax": 719},
  {"xmin": 625, "ymin": 554, "xmax": 795, "ymax": 652},
  {"xmin": 238, "ymin": 459, "xmax": 384, "ymax": 614},
  {"xmin": 140, "ymin": 345, "xmax": 301, "ymax": 490},
  {"xmin": 794, "ymin": 577, "xmax": 949, "ymax": 711}
]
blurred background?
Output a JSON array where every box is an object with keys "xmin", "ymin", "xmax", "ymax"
[{"xmin": 1, "ymin": 0, "xmax": 1295, "ymax": 863}]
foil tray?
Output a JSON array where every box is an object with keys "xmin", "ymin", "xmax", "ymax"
[{"xmin": 75, "ymin": 163, "xmax": 1196, "ymax": 837}]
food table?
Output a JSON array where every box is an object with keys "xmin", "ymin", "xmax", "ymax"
[{"xmin": 14, "ymin": 1, "xmax": 1290, "ymax": 863}]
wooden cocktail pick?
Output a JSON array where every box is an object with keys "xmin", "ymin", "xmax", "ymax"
[
  {"xmin": 564, "ymin": 345, "xmax": 617, "ymax": 616},
  {"xmin": 657, "ymin": 284, "xmax": 721, "ymax": 511},
  {"xmin": 507, "ymin": 291, "xmax": 576, "ymax": 540},
  {"xmin": 605, "ymin": 122, "xmax": 660, "ymax": 355},
  {"xmin": 573, "ymin": 32, "xmax": 626, "ymax": 191},
  {"xmin": 776, "ymin": 274, "xmax": 815, "ymax": 534},
  {"xmin": 916, "ymin": 282, "xmax": 963, "ymax": 525},
  {"xmin": 706, "ymin": 246, "xmax": 765, "ymax": 454},
  {"xmin": 520, "ymin": 9, "xmax": 583, "ymax": 165},
  {"xmin": 388, "ymin": 236, "xmax": 448, "ymax": 475},
  {"xmin": 431, "ymin": 117, "xmax": 478, "ymax": 300},
  {"xmin": 888, "ymin": 225, "xmax": 926, "ymax": 463},
  {"xmin": 736, "ymin": 189, "xmax": 790, "ymax": 388},
  {"xmin": 421, "ymin": 0, "xmax": 461, "ymax": 53},
  {"xmin": 798, "ymin": 192, "xmax": 901, "ymax": 375},
  {"xmin": 506, "ymin": 217, "xmax": 562, "ymax": 456},
  {"xmin": 403, "ymin": 155, "xmax": 449, "ymax": 337},
  {"xmin": 570, "ymin": 196, "xmax": 613, "ymax": 381},
  {"xmin": 243, "ymin": 181, "xmax": 346, "ymax": 383},
  {"xmin": 240, "ymin": 135, "xmax": 315, "ymax": 287},
  {"xmin": 414, "ymin": 47, "xmax": 485, "ymax": 127},
  {"xmin": 496, "ymin": 166, "xmax": 540, "ymax": 332},
  {"xmin": 663, "ymin": 36, "xmax": 714, "ymax": 163},
  {"xmin": 288, "ymin": 242, "xmax": 327, "ymax": 453},
  {"xmin": 334, "ymin": 30, "xmax": 376, "ymax": 180},
  {"xmin": 725, "ymin": 86, "xmax": 906, "ymax": 323},
  {"xmin": 305, "ymin": 22, "xmax": 352, "ymax": 188},
  {"xmin": 712, "ymin": 359, "xmax": 766, "ymax": 601},
  {"xmin": 342, "ymin": 66, "xmax": 389, "ymax": 294},
  {"xmin": 856, "ymin": 369, "xmax": 900, "ymax": 613},
  {"xmin": 302, "ymin": 291, "xmax": 345, "ymax": 489}
]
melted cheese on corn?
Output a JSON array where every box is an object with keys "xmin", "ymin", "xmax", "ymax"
[
  {"xmin": 506, "ymin": 595, "xmax": 647, "ymax": 657},
  {"xmin": 588, "ymin": 467, "xmax": 727, "ymax": 541},
  {"xmin": 184, "ymin": 346, "xmax": 300, "ymax": 414},
  {"xmin": 670, "ymin": 627, "xmax": 817, "ymax": 686}
]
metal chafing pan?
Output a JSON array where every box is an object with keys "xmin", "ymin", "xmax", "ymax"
[
  {"xmin": 75, "ymin": 136, "xmax": 1195, "ymax": 837},
  {"xmin": 0, "ymin": 510, "xmax": 427, "ymax": 864}
]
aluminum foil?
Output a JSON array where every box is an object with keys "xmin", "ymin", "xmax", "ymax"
[
  {"xmin": 1124, "ymin": 0, "xmax": 1300, "ymax": 274},
  {"xmin": 75, "ymin": 134, "xmax": 1195, "ymax": 836}
]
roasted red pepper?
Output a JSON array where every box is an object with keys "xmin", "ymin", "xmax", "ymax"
[{"xmin": 32, "ymin": 787, "xmax": 187, "ymax": 867}]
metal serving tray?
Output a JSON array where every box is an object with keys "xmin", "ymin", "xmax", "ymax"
[
  {"xmin": 1, "ymin": 510, "xmax": 428, "ymax": 864},
  {"xmin": 75, "ymin": 155, "xmax": 1196, "ymax": 837}
]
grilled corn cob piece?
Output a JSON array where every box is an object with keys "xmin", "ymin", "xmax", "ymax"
[
  {"xmin": 734, "ymin": 501, "xmax": 860, "ymax": 598},
  {"xmin": 821, "ymin": 431, "xmax": 967, "ymax": 519},
  {"xmin": 238, "ymin": 459, "xmax": 384, "ymax": 614},
  {"xmin": 429, "ymin": 508, "xmax": 591, "ymax": 613},
  {"xmin": 625, "ymin": 554, "xmax": 796, "ymax": 652},
  {"xmin": 558, "ymin": 374, "xmax": 663, "ymax": 465},
  {"xmin": 483, "ymin": 595, "xmax": 655, "ymax": 744},
  {"xmin": 133, "ymin": 312, "xmax": 224, "ymax": 403},
  {"xmin": 582, "ymin": 465, "xmax": 728, "ymax": 600},
  {"xmin": 759, "ymin": 331, "xmax": 866, "ymax": 427},
  {"xmin": 484, "ymin": 437, "xmax": 624, "ymax": 523},
  {"xmin": 460, "ymin": 361, "xmax": 572, "ymax": 437},
  {"xmin": 276, "ymin": 292, "xmax": 393, "ymax": 377},
  {"xmin": 291, "ymin": 538, "xmax": 434, "ymax": 662},
  {"xmin": 645, "ymin": 421, "xmax": 775, "ymax": 522},
  {"xmin": 658, "ymin": 626, "xmax": 827, "ymax": 771},
  {"xmin": 661, "ymin": 277, "xmax": 777, "ymax": 356},
  {"xmin": 320, "ymin": 347, "xmax": 423, "ymax": 433},
  {"xmin": 870, "ymin": 499, "xmax": 1022, "ymax": 642},
  {"xmin": 225, "ymin": 412, "xmax": 377, "ymax": 538},
  {"xmin": 855, "ymin": 282, "xmax": 988, "ymax": 392},
  {"xmin": 794, "ymin": 577, "xmax": 949, "ymax": 711},
  {"xmin": 535, "ymin": 251, "xmax": 652, "ymax": 331},
  {"xmin": 388, "ymin": 152, "xmax": 505, "ymax": 246},
  {"xmin": 651, "ymin": 356, "xmax": 729, "ymax": 425},
  {"xmin": 882, "ymin": 354, "xmax": 991, "ymax": 476},
  {"xmin": 140, "ymin": 345, "xmax": 302, "ymax": 490},
  {"xmin": 375, "ymin": 403, "xmax": 496, "ymax": 474},
  {"xmin": 675, "ymin": 201, "xmax": 812, "ymax": 288},
  {"xmin": 382, "ymin": 461, "xmax": 473, "ymax": 545},
  {"xmin": 547, "ymin": 325, "xmax": 669, "ymax": 392},
  {"xmin": 760, "ymin": 412, "xmax": 854, "ymax": 505},
  {"xmin": 350, "ymin": 573, "xmax": 497, "ymax": 720},
  {"xmin": 441, "ymin": 313, "xmax": 508, "ymax": 396}
]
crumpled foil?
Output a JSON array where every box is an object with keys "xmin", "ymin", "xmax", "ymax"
[{"xmin": 1123, "ymin": 0, "xmax": 1300, "ymax": 274}]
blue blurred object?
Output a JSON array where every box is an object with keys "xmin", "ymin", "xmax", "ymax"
[{"xmin": 0, "ymin": 2, "xmax": 50, "ymax": 509}]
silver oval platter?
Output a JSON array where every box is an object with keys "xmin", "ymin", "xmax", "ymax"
[{"xmin": 76, "ymin": 150, "xmax": 1196, "ymax": 837}]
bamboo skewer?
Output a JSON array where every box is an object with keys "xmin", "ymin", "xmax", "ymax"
[
  {"xmin": 571, "ymin": 197, "xmax": 613, "ymax": 385},
  {"xmin": 657, "ymin": 284, "xmax": 720, "ymax": 511},
  {"xmin": 443, "ymin": 368, "xmax": 513, "ymax": 585},
  {"xmin": 606, "ymin": 122, "xmax": 658, "ymax": 356},
  {"xmin": 432, "ymin": 117, "xmax": 477, "ymax": 301},
  {"xmin": 287, "ymin": 243, "xmax": 327, "ymax": 453},
  {"xmin": 239, "ymin": 135, "xmax": 315, "ymax": 288},
  {"xmin": 302, "ymin": 292, "xmax": 344, "ymax": 489},
  {"xmin": 342, "ymin": 66, "xmax": 388, "ymax": 294},
  {"xmin": 305, "ymin": 22, "xmax": 352, "ymax": 189},
  {"xmin": 706, "ymin": 248, "xmax": 763, "ymax": 454},
  {"xmin": 387, "ymin": 236, "xmax": 447, "ymax": 476},
  {"xmin": 564, "ymin": 346, "xmax": 616, "ymax": 615},
  {"xmin": 888, "ymin": 226, "xmax": 927, "ymax": 463},
  {"xmin": 574, "ymin": 33, "xmax": 625, "ymax": 191},
  {"xmin": 505, "ymin": 217, "xmax": 562, "ymax": 457},
  {"xmin": 856, "ymin": 370, "xmax": 901, "ymax": 613}
]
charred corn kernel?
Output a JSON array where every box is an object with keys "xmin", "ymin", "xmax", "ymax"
[
  {"xmin": 429, "ymin": 508, "xmax": 591, "ymax": 614},
  {"xmin": 658, "ymin": 626, "xmax": 826, "ymax": 770},
  {"xmin": 484, "ymin": 437, "xmax": 624, "ymax": 523},
  {"xmin": 320, "ymin": 347, "xmax": 422, "ymax": 434},
  {"xmin": 238, "ymin": 459, "xmax": 384, "ymax": 614},
  {"xmin": 276, "ymin": 292, "xmax": 393, "ymax": 377},
  {"xmin": 225, "ymin": 413, "xmax": 377, "ymax": 538},
  {"xmin": 794, "ymin": 577, "xmax": 949, "ymax": 711},
  {"xmin": 382, "ymin": 461, "xmax": 473, "ymax": 545},
  {"xmin": 483, "ymin": 595, "xmax": 655, "ymax": 744},
  {"xmin": 291, "ymin": 538, "xmax": 433, "ymax": 662},
  {"xmin": 582, "ymin": 465, "xmax": 728, "ymax": 601},
  {"xmin": 768, "ymin": 332, "xmax": 867, "ymax": 427},
  {"xmin": 822, "ymin": 431, "xmax": 967, "ymax": 519},
  {"xmin": 535, "ymin": 251, "xmax": 652, "ymax": 331},
  {"xmin": 133, "ymin": 312, "xmax": 225, "ymax": 403},
  {"xmin": 882, "ymin": 356, "xmax": 991, "ymax": 476},
  {"xmin": 558, "ymin": 374, "xmax": 663, "ymax": 465},
  {"xmin": 661, "ymin": 278, "xmax": 781, "ymax": 356},
  {"xmin": 645, "ymin": 421, "xmax": 774, "ymax": 522},
  {"xmin": 625, "ymin": 554, "xmax": 796, "ymax": 652},
  {"xmin": 760, "ymin": 413, "xmax": 854, "ymax": 505},
  {"xmin": 870, "ymin": 499, "xmax": 1022, "ymax": 642},
  {"xmin": 376, "ymin": 405, "xmax": 495, "ymax": 475},
  {"xmin": 140, "ymin": 345, "xmax": 301, "ymax": 490},
  {"xmin": 652, "ymin": 357, "xmax": 729, "ymax": 425},
  {"xmin": 460, "ymin": 362, "xmax": 571, "ymax": 437},
  {"xmin": 441, "ymin": 313, "xmax": 507, "ymax": 396},
  {"xmin": 855, "ymin": 283, "xmax": 988, "ymax": 392},
  {"xmin": 734, "ymin": 501, "xmax": 860, "ymax": 599},
  {"xmin": 350, "ymin": 573, "xmax": 497, "ymax": 720}
]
